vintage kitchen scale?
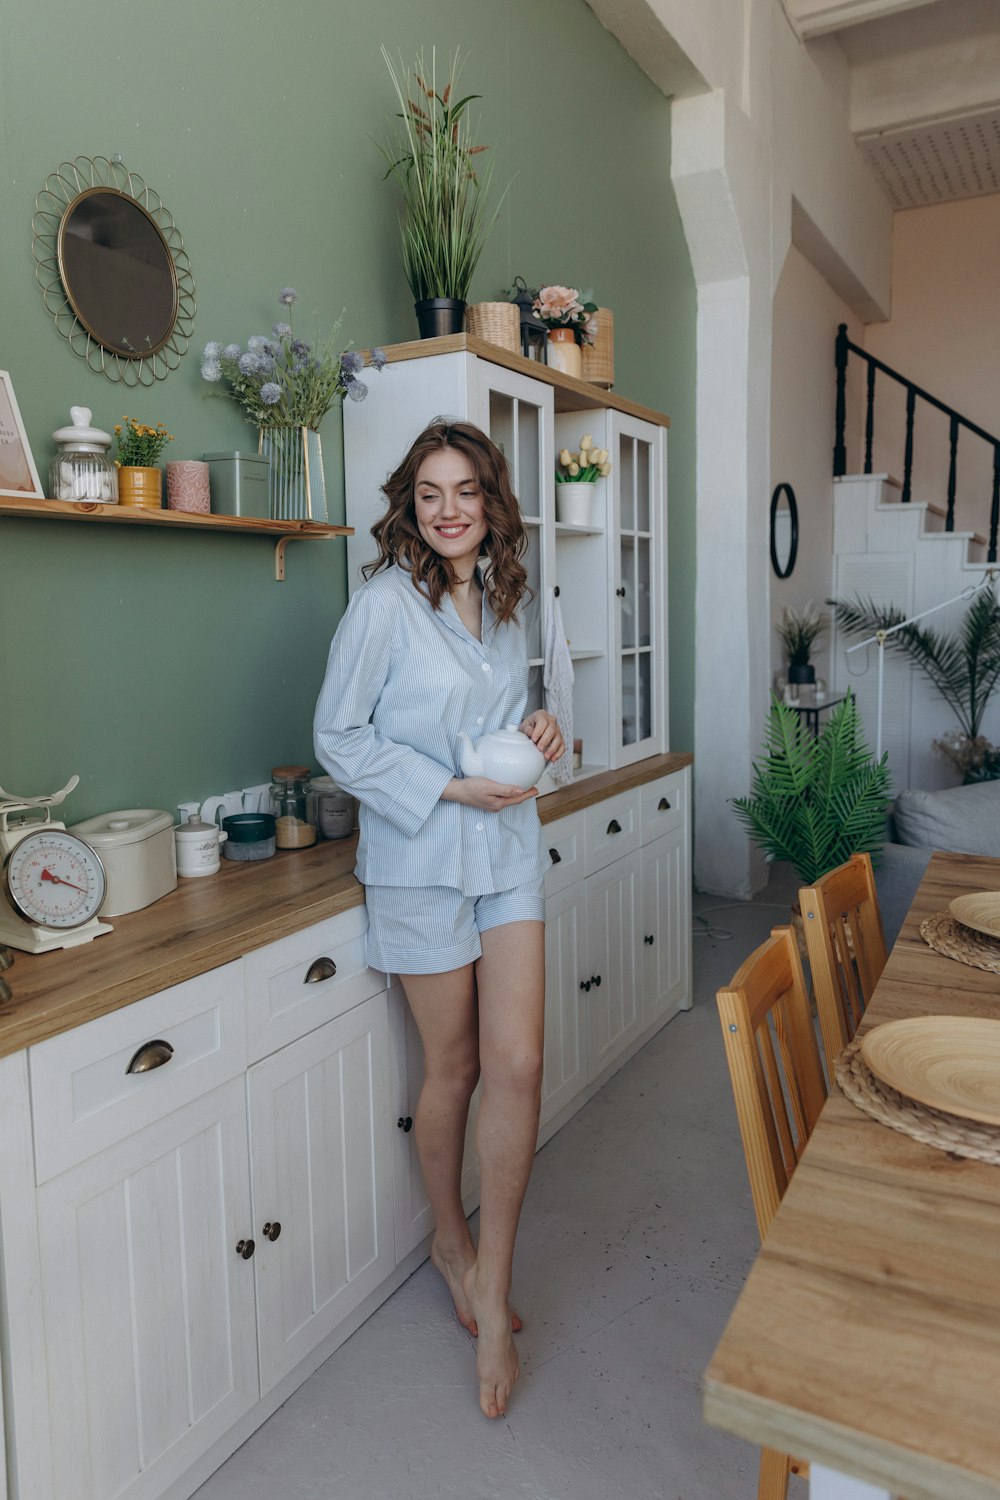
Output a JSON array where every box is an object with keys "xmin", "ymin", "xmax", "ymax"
[{"xmin": 0, "ymin": 776, "xmax": 113, "ymax": 953}]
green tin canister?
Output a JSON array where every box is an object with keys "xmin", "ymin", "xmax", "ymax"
[{"xmin": 203, "ymin": 451, "xmax": 271, "ymax": 518}]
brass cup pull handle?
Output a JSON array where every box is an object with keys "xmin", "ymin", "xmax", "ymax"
[
  {"xmin": 549, "ymin": 847, "xmax": 562, "ymax": 864},
  {"xmin": 126, "ymin": 1039, "xmax": 174, "ymax": 1075},
  {"xmin": 0, "ymin": 976, "xmax": 10, "ymax": 1005},
  {"xmin": 263, "ymin": 1221, "xmax": 282, "ymax": 1241},
  {"xmin": 606, "ymin": 819, "xmax": 621, "ymax": 835},
  {"xmin": 0, "ymin": 945, "xmax": 14, "ymax": 972},
  {"xmin": 235, "ymin": 1238, "xmax": 256, "ymax": 1259},
  {"xmin": 305, "ymin": 957, "xmax": 337, "ymax": 984},
  {"xmin": 657, "ymin": 797, "xmax": 671, "ymax": 811}
]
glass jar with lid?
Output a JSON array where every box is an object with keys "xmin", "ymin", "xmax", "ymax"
[
  {"xmin": 270, "ymin": 765, "xmax": 317, "ymax": 849},
  {"xmin": 307, "ymin": 775, "xmax": 355, "ymax": 840},
  {"xmin": 50, "ymin": 406, "xmax": 118, "ymax": 504}
]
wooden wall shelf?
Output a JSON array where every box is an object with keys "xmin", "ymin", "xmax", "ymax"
[{"xmin": 0, "ymin": 496, "xmax": 353, "ymax": 580}]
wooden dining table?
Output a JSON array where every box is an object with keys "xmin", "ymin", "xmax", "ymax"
[{"xmin": 704, "ymin": 851, "xmax": 1000, "ymax": 1500}]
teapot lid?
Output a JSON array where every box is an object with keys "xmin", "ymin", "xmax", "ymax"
[{"xmin": 52, "ymin": 406, "xmax": 113, "ymax": 450}]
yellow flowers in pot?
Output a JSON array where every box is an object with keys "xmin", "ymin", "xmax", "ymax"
[{"xmin": 556, "ymin": 434, "xmax": 611, "ymax": 483}]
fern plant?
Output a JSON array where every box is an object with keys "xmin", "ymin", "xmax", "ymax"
[
  {"xmin": 831, "ymin": 591, "xmax": 1000, "ymax": 742},
  {"xmin": 732, "ymin": 694, "xmax": 891, "ymax": 885}
]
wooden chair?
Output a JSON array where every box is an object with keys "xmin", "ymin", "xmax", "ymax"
[
  {"xmin": 716, "ymin": 926, "xmax": 828, "ymax": 1500},
  {"xmin": 799, "ymin": 851, "xmax": 888, "ymax": 1079}
]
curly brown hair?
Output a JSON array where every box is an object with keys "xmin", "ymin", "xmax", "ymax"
[{"xmin": 362, "ymin": 420, "xmax": 531, "ymax": 625}]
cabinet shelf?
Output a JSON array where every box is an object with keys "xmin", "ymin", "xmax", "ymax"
[
  {"xmin": 0, "ymin": 496, "xmax": 352, "ymax": 581},
  {"xmin": 555, "ymin": 522, "xmax": 604, "ymax": 536}
]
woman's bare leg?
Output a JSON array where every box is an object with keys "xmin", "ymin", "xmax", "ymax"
[
  {"xmin": 398, "ymin": 966, "xmax": 482, "ymax": 1330},
  {"xmin": 463, "ymin": 919, "xmax": 545, "ymax": 1418}
]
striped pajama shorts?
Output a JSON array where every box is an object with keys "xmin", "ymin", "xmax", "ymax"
[{"xmin": 364, "ymin": 878, "xmax": 546, "ymax": 975}]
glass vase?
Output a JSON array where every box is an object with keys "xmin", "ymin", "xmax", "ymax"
[{"xmin": 258, "ymin": 425, "xmax": 328, "ymax": 522}]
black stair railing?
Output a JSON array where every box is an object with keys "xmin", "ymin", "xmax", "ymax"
[{"xmin": 833, "ymin": 322, "xmax": 1000, "ymax": 562}]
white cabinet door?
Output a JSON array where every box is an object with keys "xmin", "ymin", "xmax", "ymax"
[
  {"xmin": 386, "ymin": 978, "xmax": 481, "ymax": 1262},
  {"xmin": 640, "ymin": 826, "xmax": 691, "ymax": 1025},
  {"xmin": 247, "ymin": 992, "xmax": 395, "ymax": 1392},
  {"xmin": 609, "ymin": 411, "xmax": 667, "ymax": 766},
  {"xmin": 36, "ymin": 1079, "xmax": 258, "ymax": 1500},
  {"xmin": 585, "ymin": 850, "xmax": 643, "ymax": 1079},
  {"xmin": 541, "ymin": 881, "xmax": 588, "ymax": 1127},
  {"xmin": 475, "ymin": 359, "xmax": 555, "ymax": 697}
]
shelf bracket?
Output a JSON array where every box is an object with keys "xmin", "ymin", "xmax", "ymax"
[{"xmin": 275, "ymin": 534, "xmax": 323, "ymax": 581}]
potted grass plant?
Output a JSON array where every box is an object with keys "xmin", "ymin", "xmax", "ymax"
[
  {"xmin": 776, "ymin": 602, "xmax": 826, "ymax": 685},
  {"xmin": 732, "ymin": 693, "xmax": 891, "ymax": 887},
  {"xmin": 378, "ymin": 48, "xmax": 507, "ymax": 338}
]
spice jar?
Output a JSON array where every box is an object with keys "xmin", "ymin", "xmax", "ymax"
[
  {"xmin": 50, "ymin": 406, "xmax": 118, "ymax": 503},
  {"xmin": 222, "ymin": 812, "xmax": 276, "ymax": 861},
  {"xmin": 307, "ymin": 776, "xmax": 355, "ymax": 840},
  {"xmin": 270, "ymin": 765, "xmax": 317, "ymax": 849}
]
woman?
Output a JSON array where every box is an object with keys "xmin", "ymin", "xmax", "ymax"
[{"xmin": 313, "ymin": 419, "xmax": 564, "ymax": 1420}]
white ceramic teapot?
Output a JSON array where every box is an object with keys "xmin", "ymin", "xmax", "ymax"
[{"xmin": 457, "ymin": 724, "xmax": 546, "ymax": 790}]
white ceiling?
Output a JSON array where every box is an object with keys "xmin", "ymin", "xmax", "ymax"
[{"xmin": 858, "ymin": 109, "xmax": 1000, "ymax": 209}]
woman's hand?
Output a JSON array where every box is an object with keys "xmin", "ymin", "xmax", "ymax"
[
  {"xmin": 520, "ymin": 710, "xmax": 565, "ymax": 763},
  {"xmin": 441, "ymin": 777, "xmax": 538, "ymax": 812}
]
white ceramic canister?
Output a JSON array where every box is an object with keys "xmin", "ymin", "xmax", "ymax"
[
  {"xmin": 174, "ymin": 811, "xmax": 229, "ymax": 877},
  {"xmin": 68, "ymin": 809, "xmax": 177, "ymax": 916}
]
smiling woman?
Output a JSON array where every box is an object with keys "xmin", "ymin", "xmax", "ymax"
[{"xmin": 313, "ymin": 418, "xmax": 565, "ymax": 1420}]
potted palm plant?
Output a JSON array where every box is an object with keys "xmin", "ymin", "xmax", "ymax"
[
  {"xmin": 831, "ymin": 590, "xmax": 1000, "ymax": 782},
  {"xmin": 378, "ymin": 48, "xmax": 507, "ymax": 338},
  {"xmin": 732, "ymin": 693, "xmax": 891, "ymax": 887}
]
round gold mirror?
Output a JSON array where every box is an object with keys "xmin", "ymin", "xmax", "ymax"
[{"xmin": 33, "ymin": 156, "xmax": 195, "ymax": 386}]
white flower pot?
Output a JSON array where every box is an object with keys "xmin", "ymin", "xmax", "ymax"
[{"xmin": 556, "ymin": 482, "xmax": 596, "ymax": 526}]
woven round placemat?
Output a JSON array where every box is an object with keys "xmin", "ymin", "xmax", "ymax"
[
  {"xmin": 835, "ymin": 1036, "xmax": 1000, "ymax": 1163},
  {"xmin": 920, "ymin": 910, "xmax": 1000, "ymax": 972}
]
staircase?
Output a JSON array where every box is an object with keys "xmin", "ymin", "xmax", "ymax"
[{"xmin": 830, "ymin": 333, "xmax": 1000, "ymax": 793}]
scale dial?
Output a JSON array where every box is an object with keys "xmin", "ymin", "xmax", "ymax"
[{"xmin": 4, "ymin": 829, "xmax": 107, "ymax": 929}]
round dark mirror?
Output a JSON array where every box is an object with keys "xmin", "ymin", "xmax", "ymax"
[
  {"xmin": 57, "ymin": 188, "xmax": 178, "ymax": 358},
  {"xmin": 770, "ymin": 482, "xmax": 799, "ymax": 579}
]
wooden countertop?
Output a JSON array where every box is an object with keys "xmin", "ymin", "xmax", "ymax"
[
  {"xmin": 0, "ymin": 753, "xmax": 692, "ymax": 1058},
  {"xmin": 704, "ymin": 852, "xmax": 1000, "ymax": 1500}
]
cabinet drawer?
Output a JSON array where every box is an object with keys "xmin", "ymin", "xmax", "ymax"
[
  {"xmin": 243, "ymin": 904, "xmax": 386, "ymax": 1062},
  {"xmin": 29, "ymin": 962, "xmax": 246, "ymax": 1185},
  {"xmin": 640, "ymin": 769, "xmax": 688, "ymax": 845},
  {"xmin": 543, "ymin": 810, "xmax": 586, "ymax": 896},
  {"xmin": 585, "ymin": 789, "xmax": 640, "ymax": 874}
]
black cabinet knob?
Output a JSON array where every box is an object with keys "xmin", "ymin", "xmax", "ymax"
[
  {"xmin": 263, "ymin": 1221, "xmax": 282, "ymax": 1241},
  {"xmin": 580, "ymin": 979, "xmax": 591, "ymax": 992},
  {"xmin": 397, "ymin": 1116, "xmax": 413, "ymax": 1132},
  {"xmin": 549, "ymin": 847, "xmax": 562, "ymax": 863},
  {"xmin": 657, "ymin": 797, "xmax": 671, "ymax": 811},
  {"xmin": 615, "ymin": 586, "xmax": 626, "ymax": 598},
  {"xmin": 591, "ymin": 974, "xmax": 602, "ymax": 987},
  {"xmin": 644, "ymin": 934, "xmax": 655, "ymax": 946},
  {"xmin": 606, "ymin": 819, "xmax": 621, "ymax": 835},
  {"xmin": 235, "ymin": 1238, "xmax": 255, "ymax": 1260}
]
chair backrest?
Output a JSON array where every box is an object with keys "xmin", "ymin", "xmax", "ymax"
[
  {"xmin": 799, "ymin": 851, "xmax": 888, "ymax": 1077},
  {"xmin": 716, "ymin": 926, "xmax": 827, "ymax": 1241}
]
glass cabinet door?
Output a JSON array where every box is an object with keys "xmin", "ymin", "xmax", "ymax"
[{"xmin": 611, "ymin": 413, "xmax": 665, "ymax": 766}]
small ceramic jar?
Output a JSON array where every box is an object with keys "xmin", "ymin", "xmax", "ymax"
[{"xmin": 174, "ymin": 811, "xmax": 229, "ymax": 877}]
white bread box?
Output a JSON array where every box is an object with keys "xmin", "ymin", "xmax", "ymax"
[{"xmin": 69, "ymin": 808, "xmax": 177, "ymax": 917}]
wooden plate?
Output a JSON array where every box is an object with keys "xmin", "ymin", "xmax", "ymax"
[
  {"xmin": 949, "ymin": 892, "xmax": 1000, "ymax": 941},
  {"xmin": 862, "ymin": 1017, "xmax": 1000, "ymax": 1125}
]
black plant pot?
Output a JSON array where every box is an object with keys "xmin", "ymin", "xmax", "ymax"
[
  {"xmin": 787, "ymin": 663, "xmax": 816, "ymax": 685},
  {"xmin": 414, "ymin": 298, "xmax": 466, "ymax": 339}
]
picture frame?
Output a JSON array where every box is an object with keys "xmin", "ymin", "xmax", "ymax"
[{"xmin": 0, "ymin": 371, "xmax": 44, "ymax": 499}]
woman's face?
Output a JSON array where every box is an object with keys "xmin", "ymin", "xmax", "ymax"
[{"xmin": 413, "ymin": 446, "xmax": 489, "ymax": 577}]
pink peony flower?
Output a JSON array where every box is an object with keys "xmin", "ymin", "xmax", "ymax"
[{"xmin": 535, "ymin": 285, "xmax": 581, "ymax": 320}]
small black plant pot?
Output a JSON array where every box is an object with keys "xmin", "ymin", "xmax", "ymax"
[
  {"xmin": 787, "ymin": 663, "xmax": 816, "ymax": 685},
  {"xmin": 414, "ymin": 298, "xmax": 466, "ymax": 338}
]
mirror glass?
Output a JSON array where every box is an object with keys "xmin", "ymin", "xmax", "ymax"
[
  {"xmin": 57, "ymin": 189, "xmax": 177, "ymax": 358},
  {"xmin": 770, "ymin": 483, "xmax": 798, "ymax": 579}
]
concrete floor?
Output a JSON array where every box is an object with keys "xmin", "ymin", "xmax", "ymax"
[{"xmin": 194, "ymin": 878, "xmax": 805, "ymax": 1500}]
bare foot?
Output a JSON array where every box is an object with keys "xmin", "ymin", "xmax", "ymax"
[
  {"xmin": 462, "ymin": 1266, "xmax": 520, "ymax": 1418},
  {"xmin": 430, "ymin": 1236, "xmax": 522, "ymax": 1336}
]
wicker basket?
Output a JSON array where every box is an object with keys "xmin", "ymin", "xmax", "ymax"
[
  {"xmin": 465, "ymin": 301, "xmax": 521, "ymax": 354},
  {"xmin": 582, "ymin": 308, "xmax": 614, "ymax": 388}
]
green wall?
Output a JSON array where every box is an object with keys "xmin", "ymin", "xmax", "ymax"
[{"xmin": 0, "ymin": 0, "xmax": 695, "ymax": 821}]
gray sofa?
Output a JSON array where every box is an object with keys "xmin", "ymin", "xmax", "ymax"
[{"xmin": 876, "ymin": 780, "xmax": 1000, "ymax": 946}]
